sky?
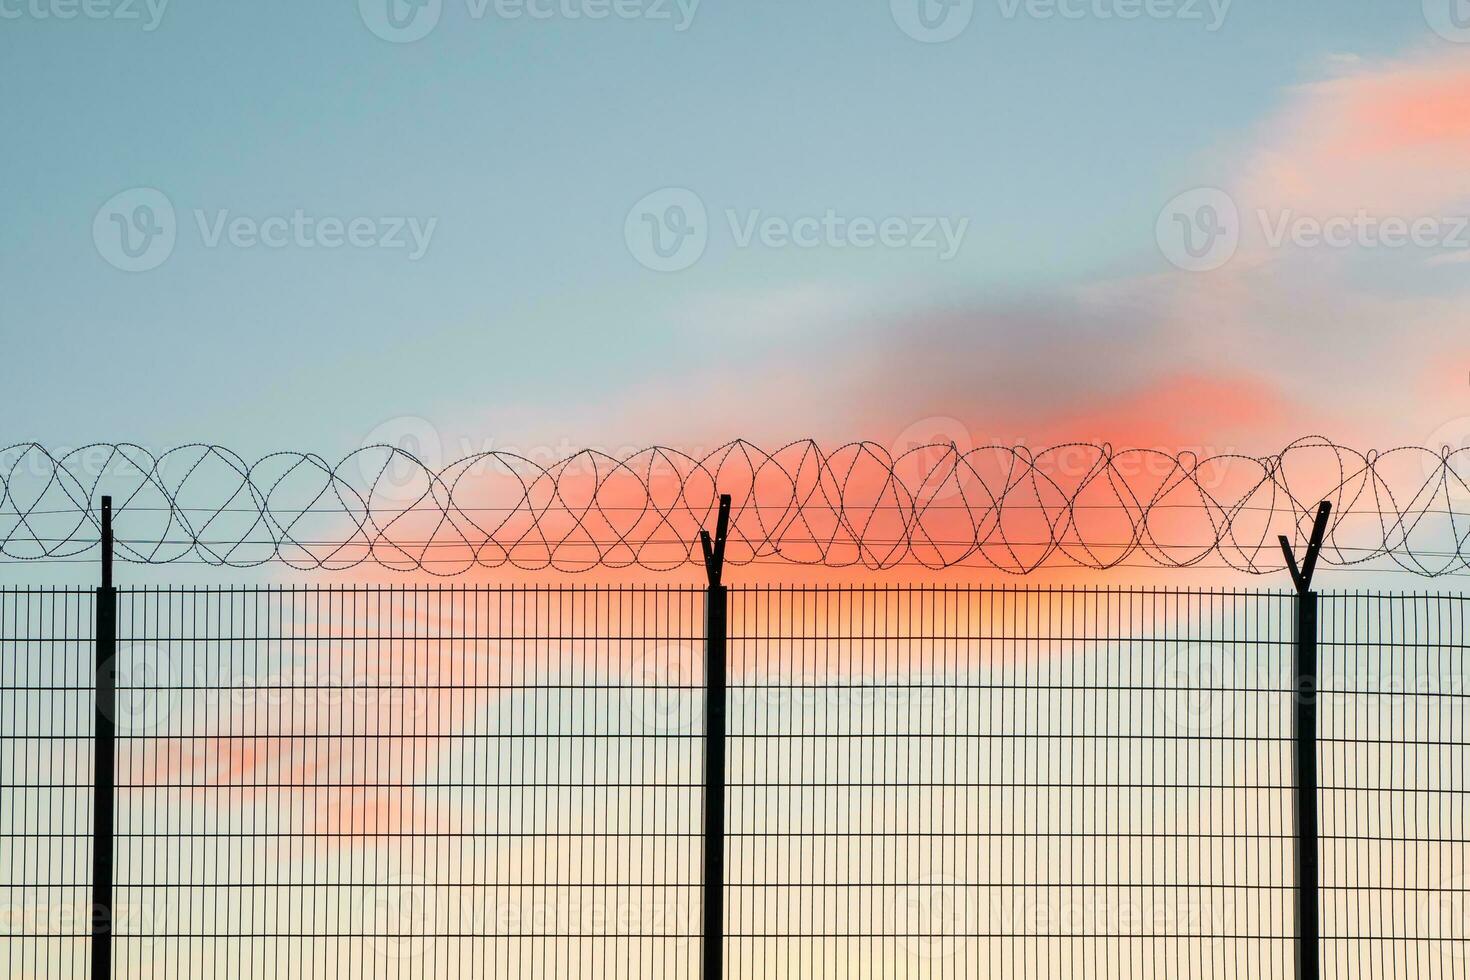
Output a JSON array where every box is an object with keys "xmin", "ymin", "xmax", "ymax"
[{"xmin": 1, "ymin": 2, "xmax": 1469, "ymax": 586}]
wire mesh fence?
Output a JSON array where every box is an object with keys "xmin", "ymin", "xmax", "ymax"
[
  {"xmin": 111, "ymin": 586, "xmax": 708, "ymax": 979},
  {"xmin": 1318, "ymin": 593, "xmax": 1470, "ymax": 978},
  {"xmin": 1, "ymin": 585, "xmax": 1467, "ymax": 978},
  {"xmin": 1, "ymin": 589, "xmax": 96, "ymax": 980},
  {"xmin": 724, "ymin": 587, "xmax": 1299, "ymax": 978}
]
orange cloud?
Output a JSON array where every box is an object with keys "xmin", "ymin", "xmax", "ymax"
[
  {"xmin": 1340, "ymin": 62, "xmax": 1470, "ymax": 153},
  {"xmin": 1242, "ymin": 50, "xmax": 1470, "ymax": 217}
]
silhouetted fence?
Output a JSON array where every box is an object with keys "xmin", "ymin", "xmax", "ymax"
[{"xmin": 3, "ymin": 579, "xmax": 1467, "ymax": 978}]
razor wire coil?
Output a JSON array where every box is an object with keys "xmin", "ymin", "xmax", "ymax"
[{"xmin": 1, "ymin": 438, "xmax": 1467, "ymax": 576}]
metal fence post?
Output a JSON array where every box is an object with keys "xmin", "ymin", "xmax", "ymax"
[
  {"xmin": 1279, "ymin": 501, "xmax": 1330, "ymax": 980},
  {"xmin": 700, "ymin": 494, "xmax": 732, "ymax": 980},
  {"xmin": 92, "ymin": 496, "xmax": 116, "ymax": 980}
]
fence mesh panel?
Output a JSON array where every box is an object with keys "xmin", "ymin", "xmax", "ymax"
[
  {"xmin": 1, "ymin": 589, "xmax": 95, "ymax": 980},
  {"xmin": 1319, "ymin": 593, "xmax": 1470, "ymax": 978},
  {"xmin": 112, "ymin": 586, "xmax": 705, "ymax": 978},
  {"xmin": 725, "ymin": 586, "xmax": 1298, "ymax": 978},
  {"xmin": 1, "ymin": 585, "xmax": 1467, "ymax": 978}
]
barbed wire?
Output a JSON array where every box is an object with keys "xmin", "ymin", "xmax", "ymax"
[{"xmin": 0, "ymin": 438, "xmax": 1467, "ymax": 576}]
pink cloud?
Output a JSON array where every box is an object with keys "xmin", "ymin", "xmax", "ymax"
[
  {"xmin": 311, "ymin": 43, "xmax": 1470, "ymax": 591},
  {"xmin": 1240, "ymin": 50, "xmax": 1470, "ymax": 219}
]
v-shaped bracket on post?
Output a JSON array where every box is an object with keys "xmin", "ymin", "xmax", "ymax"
[
  {"xmin": 700, "ymin": 494, "xmax": 732, "ymax": 588},
  {"xmin": 1279, "ymin": 501, "xmax": 1332, "ymax": 594}
]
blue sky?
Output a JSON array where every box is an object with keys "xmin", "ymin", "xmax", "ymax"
[
  {"xmin": 0, "ymin": 0, "xmax": 1446, "ymax": 454},
  {"xmin": 4, "ymin": 1, "xmax": 1470, "ymax": 589}
]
